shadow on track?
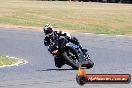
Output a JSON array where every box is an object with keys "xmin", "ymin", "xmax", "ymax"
[{"xmin": 37, "ymin": 68, "xmax": 76, "ymax": 71}]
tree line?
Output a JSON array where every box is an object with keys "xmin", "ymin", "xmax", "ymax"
[{"xmin": 36, "ymin": 0, "xmax": 132, "ymax": 3}]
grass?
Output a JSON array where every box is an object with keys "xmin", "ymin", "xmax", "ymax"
[
  {"xmin": 0, "ymin": 0, "xmax": 132, "ymax": 35},
  {"xmin": 0, "ymin": 55, "xmax": 18, "ymax": 66}
]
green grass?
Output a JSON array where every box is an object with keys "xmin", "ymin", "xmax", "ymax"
[
  {"xmin": 0, "ymin": 55, "xmax": 18, "ymax": 66},
  {"xmin": 0, "ymin": 0, "xmax": 132, "ymax": 35}
]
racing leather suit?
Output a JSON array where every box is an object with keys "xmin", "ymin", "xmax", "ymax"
[{"xmin": 44, "ymin": 30, "xmax": 88, "ymax": 55}]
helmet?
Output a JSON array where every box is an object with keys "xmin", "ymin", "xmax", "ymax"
[{"xmin": 43, "ymin": 24, "xmax": 54, "ymax": 35}]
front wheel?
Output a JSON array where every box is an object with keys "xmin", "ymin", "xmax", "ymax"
[{"xmin": 54, "ymin": 55, "xmax": 65, "ymax": 68}]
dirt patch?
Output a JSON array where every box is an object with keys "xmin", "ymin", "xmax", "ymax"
[
  {"xmin": 0, "ymin": 23, "xmax": 43, "ymax": 31},
  {"xmin": 125, "ymin": 32, "xmax": 132, "ymax": 36},
  {"xmin": 0, "ymin": 23, "xmax": 75, "ymax": 33}
]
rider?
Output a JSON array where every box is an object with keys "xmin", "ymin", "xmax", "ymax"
[{"xmin": 43, "ymin": 24, "xmax": 88, "ymax": 55}]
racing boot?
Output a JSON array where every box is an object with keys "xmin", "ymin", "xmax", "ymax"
[
  {"xmin": 81, "ymin": 59, "xmax": 94, "ymax": 69},
  {"xmin": 82, "ymin": 48, "xmax": 89, "ymax": 59},
  {"xmin": 82, "ymin": 49, "xmax": 88, "ymax": 54}
]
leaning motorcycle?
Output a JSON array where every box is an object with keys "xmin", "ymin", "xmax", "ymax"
[{"xmin": 45, "ymin": 35, "xmax": 94, "ymax": 70}]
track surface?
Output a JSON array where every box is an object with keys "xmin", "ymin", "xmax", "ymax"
[{"xmin": 0, "ymin": 28, "xmax": 132, "ymax": 88}]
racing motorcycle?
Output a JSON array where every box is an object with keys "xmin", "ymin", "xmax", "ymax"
[{"xmin": 44, "ymin": 34, "xmax": 94, "ymax": 69}]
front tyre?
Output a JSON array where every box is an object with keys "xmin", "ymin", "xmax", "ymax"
[{"xmin": 54, "ymin": 55, "xmax": 65, "ymax": 68}]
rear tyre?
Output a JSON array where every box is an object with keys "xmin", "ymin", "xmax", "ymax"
[{"xmin": 63, "ymin": 48, "xmax": 79, "ymax": 69}]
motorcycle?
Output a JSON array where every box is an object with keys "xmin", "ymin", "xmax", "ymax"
[{"xmin": 44, "ymin": 34, "xmax": 94, "ymax": 69}]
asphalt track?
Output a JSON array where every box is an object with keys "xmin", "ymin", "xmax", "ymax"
[{"xmin": 0, "ymin": 27, "xmax": 132, "ymax": 88}]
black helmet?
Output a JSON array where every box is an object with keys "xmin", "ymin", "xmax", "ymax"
[{"xmin": 43, "ymin": 24, "xmax": 54, "ymax": 35}]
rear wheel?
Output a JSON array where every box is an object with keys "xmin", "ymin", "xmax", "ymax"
[{"xmin": 63, "ymin": 48, "xmax": 79, "ymax": 69}]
